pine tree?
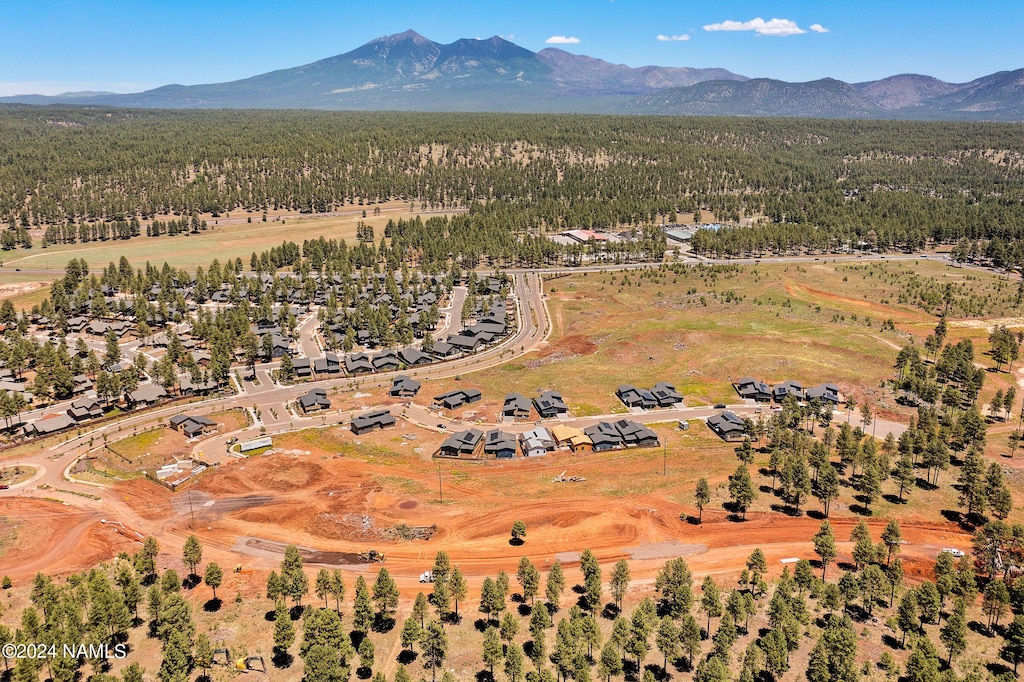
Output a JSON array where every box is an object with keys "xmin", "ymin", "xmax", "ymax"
[
  {"xmin": 353, "ymin": 575, "xmax": 374, "ymax": 634},
  {"xmin": 654, "ymin": 616, "xmax": 679, "ymax": 673},
  {"xmin": 654, "ymin": 557, "xmax": 693, "ymax": 618},
  {"xmin": 358, "ymin": 636, "xmax": 375, "ymax": 673},
  {"xmin": 422, "ymin": 621, "xmax": 448, "ymax": 682},
  {"xmin": 273, "ymin": 599, "xmax": 295, "ymax": 658},
  {"xmin": 315, "ymin": 568, "xmax": 332, "ymax": 608},
  {"xmin": 904, "ymin": 635, "xmax": 940, "ymax": 682},
  {"xmin": 896, "ymin": 591, "xmax": 919, "ymax": 646},
  {"xmin": 500, "ymin": 611, "xmax": 519, "ymax": 643},
  {"xmin": 694, "ymin": 477, "xmax": 711, "ymax": 523},
  {"xmin": 813, "ymin": 522, "xmax": 837, "ymax": 580},
  {"xmin": 728, "ymin": 464, "xmax": 757, "ymax": 519},
  {"xmin": 806, "ymin": 615, "xmax": 858, "ymax": 682},
  {"xmin": 881, "ymin": 520, "xmax": 902, "ymax": 565},
  {"xmin": 894, "ymin": 454, "xmax": 914, "ymax": 503},
  {"xmin": 1005, "ymin": 615, "xmax": 1024, "ymax": 673},
  {"xmin": 193, "ymin": 563, "xmax": 219, "ymax": 604},
  {"xmin": 546, "ymin": 562, "xmax": 565, "ymax": 609},
  {"xmin": 182, "ymin": 535, "xmax": 202, "ymax": 577},
  {"xmin": 517, "ymin": 557, "xmax": 541, "ymax": 606},
  {"xmin": 609, "ymin": 560, "xmax": 630, "ymax": 612},
  {"xmin": 157, "ymin": 629, "xmax": 192, "ymax": 682},
  {"xmin": 413, "ymin": 591, "xmax": 429, "ymax": 628},
  {"xmin": 939, "ymin": 600, "xmax": 967, "ymax": 666},
  {"xmin": 483, "ymin": 626, "xmax": 503, "ymax": 676},
  {"xmin": 701, "ymin": 576, "xmax": 722, "ymax": 635},
  {"xmin": 372, "ymin": 567, "xmax": 400, "ymax": 623},
  {"xmin": 401, "ymin": 616, "xmax": 423, "ymax": 653},
  {"xmin": 505, "ymin": 642, "xmax": 525, "ymax": 682}
]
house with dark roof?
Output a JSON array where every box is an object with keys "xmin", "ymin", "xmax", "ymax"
[
  {"xmin": 534, "ymin": 391, "xmax": 569, "ymax": 418},
  {"xmin": 398, "ymin": 348, "xmax": 431, "ymax": 366},
  {"xmin": 351, "ymin": 409, "xmax": 396, "ymax": 435},
  {"xmin": 429, "ymin": 341, "xmax": 459, "ymax": 358},
  {"xmin": 438, "ymin": 429, "xmax": 484, "ymax": 458},
  {"xmin": 772, "ymin": 380, "xmax": 804, "ymax": 403},
  {"xmin": 345, "ymin": 353, "xmax": 374, "ymax": 375},
  {"xmin": 583, "ymin": 422, "xmax": 625, "ymax": 451},
  {"xmin": 72, "ymin": 374, "xmax": 93, "ymax": 395},
  {"xmin": 269, "ymin": 334, "xmax": 292, "ymax": 359},
  {"xmin": 25, "ymin": 412, "xmax": 76, "ymax": 437},
  {"xmin": 735, "ymin": 378, "xmax": 772, "ymax": 402},
  {"xmin": 707, "ymin": 410, "xmax": 748, "ymax": 442},
  {"xmin": 169, "ymin": 414, "xmax": 217, "ymax": 438},
  {"xmin": 298, "ymin": 388, "xmax": 331, "ymax": 414},
  {"xmin": 313, "ymin": 353, "xmax": 342, "ymax": 375},
  {"xmin": 613, "ymin": 419, "xmax": 660, "ymax": 447},
  {"xmin": 448, "ymin": 335, "xmax": 482, "ymax": 353},
  {"xmin": 433, "ymin": 389, "xmax": 482, "ymax": 410},
  {"xmin": 616, "ymin": 385, "xmax": 656, "ymax": 410},
  {"xmin": 502, "ymin": 393, "xmax": 533, "ymax": 419},
  {"xmin": 372, "ymin": 351, "xmax": 401, "ymax": 372},
  {"xmin": 129, "ymin": 383, "xmax": 168, "ymax": 406},
  {"xmin": 390, "ymin": 376, "xmax": 421, "ymax": 397},
  {"xmin": 650, "ymin": 382, "xmax": 683, "ymax": 407},
  {"xmin": 292, "ymin": 357, "xmax": 312, "ymax": 378},
  {"xmin": 805, "ymin": 383, "xmax": 840, "ymax": 404},
  {"xmin": 67, "ymin": 397, "xmax": 104, "ymax": 422},
  {"xmin": 484, "ymin": 429, "xmax": 519, "ymax": 459}
]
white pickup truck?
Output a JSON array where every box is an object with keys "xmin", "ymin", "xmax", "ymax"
[{"xmin": 419, "ymin": 570, "xmax": 435, "ymax": 583}]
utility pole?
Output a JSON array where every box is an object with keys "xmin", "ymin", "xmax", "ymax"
[
  {"xmin": 188, "ymin": 490, "xmax": 196, "ymax": 529},
  {"xmin": 437, "ymin": 465, "xmax": 443, "ymax": 504},
  {"xmin": 663, "ymin": 440, "xmax": 667, "ymax": 476}
]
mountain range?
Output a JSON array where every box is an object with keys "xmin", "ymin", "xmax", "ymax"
[{"xmin": 4, "ymin": 30, "xmax": 1023, "ymax": 120}]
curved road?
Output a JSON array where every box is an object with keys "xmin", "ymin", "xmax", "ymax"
[{"xmin": 0, "ymin": 258, "xmax": 954, "ymax": 584}]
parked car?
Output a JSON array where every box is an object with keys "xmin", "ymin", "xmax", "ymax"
[
  {"xmin": 226, "ymin": 437, "xmax": 238, "ymax": 445},
  {"xmin": 437, "ymin": 423, "xmax": 446, "ymax": 430},
  {"xmin": 714, "ymin": 403, "xmax": 726, "ymax": 409},
  {"xmin": 0, "ymin": 484, "xmax": 9, "ymax": 490}
]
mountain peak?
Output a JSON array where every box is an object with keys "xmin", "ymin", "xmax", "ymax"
[{"xmin": 369, "ymin": 29, "xmax": 432, "ymax": 46}]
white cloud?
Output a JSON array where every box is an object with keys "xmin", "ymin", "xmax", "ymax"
[
  {"xmin": 809, "ymin": 24, "xmax": 829, "ymax": 33},
  {"xmin": 702, "ymin": 17, "xmax": 808, "ymax": 37},
  {"xmin": 657, "ymin": 34, "xmax": 691, "ymax": 42},
  {"xmin": 545, "ymin": 35, "xmax": 581, "ymax": 44}
]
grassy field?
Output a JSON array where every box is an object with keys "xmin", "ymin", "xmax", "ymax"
[
  {"xmin": 0, "ymin": 204, "xmax": 460, "ymax": 309},
  {"xmin": 460, "ymin": 260, "xmax": 1024, "ymax": 418}
]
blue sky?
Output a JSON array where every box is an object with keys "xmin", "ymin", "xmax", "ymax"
[{"xmin": 1, "ymin": 0, "xmax": 1020, "ymax": 96}]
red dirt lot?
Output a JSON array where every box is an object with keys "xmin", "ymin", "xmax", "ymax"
[
  {"xmin": 0, "ymin": 499, "xmax": 138, "ymax": 581},
  {"xmin": 86, "ymin": 444, "xmax": 975, "ymax": 598}
]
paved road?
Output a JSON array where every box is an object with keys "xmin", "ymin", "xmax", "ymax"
[{"xmin": 0, "ymin": 259, "xmax": 911, "ymax": 577}]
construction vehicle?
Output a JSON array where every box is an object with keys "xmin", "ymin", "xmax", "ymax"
[
  {"xmin": 358, "ymin": 549, "xmax": 386, "ymax": 562},
  {"xmin": 235, "ymin": 655, "xmax": 267, "ymax": 673}
]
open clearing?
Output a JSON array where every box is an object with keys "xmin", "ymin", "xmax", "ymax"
[
  {"xmin": 0, "ymin": 257, "xmax": 1018, "ymax": 598},
  {"xmin": 0, "ymin": 203, "xmax": 462, "ymax": 308}
]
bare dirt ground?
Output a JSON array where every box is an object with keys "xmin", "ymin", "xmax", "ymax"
[
  {"xmin": 0, "ymin": 281, "xmax": 46, "ymax": 300},
  {"xmin": 0, "ymin": 500, "xmax": 136, "ymax": 578},
  {"xmin": 58, "ymin": 438, "xmax": 972, "ymax": 600}
]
